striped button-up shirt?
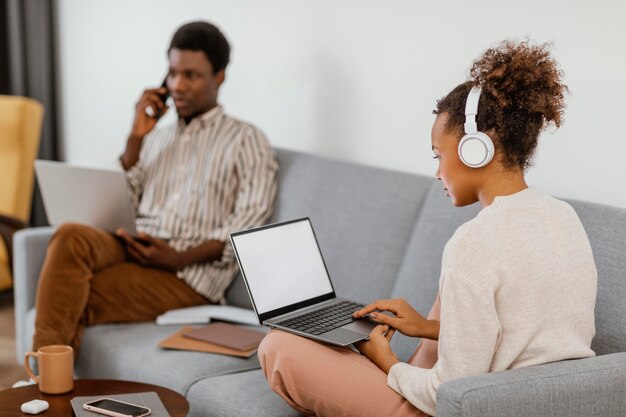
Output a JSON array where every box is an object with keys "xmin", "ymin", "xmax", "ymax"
[{"xmin": 124, "ymin": 105, "xmax": 278, "ymax": 303}]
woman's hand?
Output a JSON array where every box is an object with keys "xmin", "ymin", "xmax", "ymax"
[
  {"xmin": 354, "ymin": 298, "xmax": 440, "ymax": 340},
  {"xmin": 355, "ymin": 325, "xmax": 399, "ymax": 373}
]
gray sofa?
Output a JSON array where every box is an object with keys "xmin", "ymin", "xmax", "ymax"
[{"xmin": 14, "ymin": 148, "xmax": 626, "ymax": 416}]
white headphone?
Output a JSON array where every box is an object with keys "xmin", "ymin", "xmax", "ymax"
[{"xmin": 458, "ymin": 86, "xmax": 494, "ymax": 168}]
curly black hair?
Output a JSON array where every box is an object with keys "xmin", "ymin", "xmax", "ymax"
[
  {"xmin": 435, "ymin": 40, "xmax": 568, "ymax": 169},
  {"xmin": 168, "ymin": 21, "xmax": 230, "ymax": 74}
]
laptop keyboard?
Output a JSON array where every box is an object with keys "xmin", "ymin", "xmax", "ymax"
[{"xmin": 276, "ymin": 300, "xmax": 365, "ymax": 335}]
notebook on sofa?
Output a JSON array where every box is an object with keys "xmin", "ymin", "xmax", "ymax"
[
  {"xmin": 182, "ymin": 322, "xmax": 266, "ymax": 351},
  {"xmin": 159, "ymin": 326, "xmax": 262, "ymax": 358}
]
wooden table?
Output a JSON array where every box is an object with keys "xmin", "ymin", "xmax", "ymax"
[{"xmin": 0, "ymin": 379, "xmax": 189, "ymax": 417}]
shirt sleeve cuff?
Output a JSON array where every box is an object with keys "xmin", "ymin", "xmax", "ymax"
[
  {"xmin": 210, "ymin": 241, "xmax": 235, "ymax": 268},
  {"xmin": 207, "ymin": 228, "xmax": 230, "ymax": 243},
  {"xmin": 124, "ymin": 161, "xmax": 143, "ymax": 182},
  {"xmin": 219, "ymin": 242, "xmax": 236, "ymax": 264}
]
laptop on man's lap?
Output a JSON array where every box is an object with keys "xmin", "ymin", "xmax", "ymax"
[
  {"xmin": 34, "ymin": 160, "xmax": 138, "ymax": 235},
  {"xmin": 230, "ymin": 218, "xmax": 377, "ymax": 346}
]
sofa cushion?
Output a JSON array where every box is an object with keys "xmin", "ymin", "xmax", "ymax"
[
  {"xmin": 75, "ymin": 323, "xmax": 262, "ymax": 394},
  {"xmin": 186, "ymin": 369, "xmax": 299, "ymax": 417},
  {"xmin": 568, "ymin": 199, "xmax": 626, "ymax": 355},
  {"xmin": 265, "ymin": 149, "xmax": 433, "ymax": 304},
  {"xmin": 389, "ymin": 182, "xmax": 480, "ymax": 361}
]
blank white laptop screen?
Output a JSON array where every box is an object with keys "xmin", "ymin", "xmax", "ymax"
[{"xmin": 232, "ymin": 219, "xmax": 333, "ymax": 315}]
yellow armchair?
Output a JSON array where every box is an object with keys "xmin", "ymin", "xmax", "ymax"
[{"xmin": 0, "ymin": 95, "xmax": 44, "ymax": 291}]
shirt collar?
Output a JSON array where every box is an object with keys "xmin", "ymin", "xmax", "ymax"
[{"xmin": 177, "ymin": 105, "xmax": 224, "ymax": 129}]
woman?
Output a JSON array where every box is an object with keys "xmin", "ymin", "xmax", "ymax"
[{"xmin": 258, "ymin": 40, "xmax": 597, "ymax": 417}]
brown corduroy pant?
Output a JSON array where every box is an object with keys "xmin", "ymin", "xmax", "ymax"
[{"xmin": 33, "ymin": 223, "xmax": 208, "ymax": 353}]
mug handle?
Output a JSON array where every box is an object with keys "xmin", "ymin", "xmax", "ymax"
[{"xmin": 24, "ymin": 351, "xmax": 40, "ymax": 384}]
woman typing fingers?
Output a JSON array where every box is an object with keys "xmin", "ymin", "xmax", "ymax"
[{"xmin": 354, "ymin": 299, "xmax": 440, "ymax": 340}]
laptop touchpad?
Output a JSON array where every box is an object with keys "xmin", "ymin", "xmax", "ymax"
[
  {"xmin": 321, "ymin": 328, "xmax": 369, "ymax": 345},
  {"xmin": 344, "ymin": 319, "xmax": 377, "ymax": 335}
]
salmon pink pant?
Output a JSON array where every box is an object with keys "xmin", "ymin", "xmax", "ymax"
[{"xmin": 258, "ymin": 295, "xmax": 441, "ymax": 417}]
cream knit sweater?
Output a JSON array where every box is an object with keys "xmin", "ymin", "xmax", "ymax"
[{"xmin": 387, "ymin": 187, "xmax": 597, "ymax": 416}]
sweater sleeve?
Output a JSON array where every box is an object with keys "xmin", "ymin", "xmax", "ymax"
[{"xmin": 387, "ymin": 272, "xmax": 501, "ymax": 416}]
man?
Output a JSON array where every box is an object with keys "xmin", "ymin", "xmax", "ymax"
[{"xmin": 32, "ymin": 21, "xmax": 278, "ymax": 353}]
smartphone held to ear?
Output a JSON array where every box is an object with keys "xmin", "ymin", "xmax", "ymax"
[
  {"xmin": 145, "ymin": 76, "xmax": 170, "ymax": 119},
  {"xmin": 83, "ymin": 398, "xmax": 151, "ymax": 417},
  {"xmin": 155, "ymin": 77, "xmax": 170, "ymax": 118}
]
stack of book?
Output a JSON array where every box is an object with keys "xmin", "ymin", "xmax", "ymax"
[{"xmin": 159, "ymin": 322, "xmax": 267, "ymax": 358}]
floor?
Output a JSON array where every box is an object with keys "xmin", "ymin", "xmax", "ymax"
[{"xmin": 0, "ymin": 291, "xmax": 28, "ymax": 390}]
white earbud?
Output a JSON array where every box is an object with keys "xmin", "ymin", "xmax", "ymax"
[{"xmin": 458, "ymin": 86, "xmax": 494, "ymax": 168}]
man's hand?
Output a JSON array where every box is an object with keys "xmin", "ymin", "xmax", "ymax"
[
  {"xmin": 354, "ymin": 298, "xmax": 440, "ymax": 340},
  {"xmin": 121, "ymin": 87, "xmax": 169, "ymax": 170},
  {"xmin": 116, "ymin": 229, "xmax": 182, "ymax": 272},
  {"xmin": 129, "ymin": 87, "xmax": 169, "ymax": 141},
  {"xmin": 355, "ymin": 325, "xmax": 399, "ymax": 373}
]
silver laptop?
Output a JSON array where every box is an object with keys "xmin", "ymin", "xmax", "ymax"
[
  {"xmin": 230, "ymin": 218, "xmax": 377, "ymax": 346},
  {"xmin": 34, "ymin": 160, "xmax": 138, "ymax": 235}
]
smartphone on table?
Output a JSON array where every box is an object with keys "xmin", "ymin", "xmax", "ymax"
[{"xmin": 83, "ymin": 398, "xmax": 151, "ymax": 417}]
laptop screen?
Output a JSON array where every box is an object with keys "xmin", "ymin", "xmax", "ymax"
[{"xmin": 231, "ymin": 218, "xmax": 334, "ymax": 318}]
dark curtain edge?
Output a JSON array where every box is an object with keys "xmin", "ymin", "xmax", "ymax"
[
  {"xmin": 0, "ymin": 0, "xmax": 10, "ymax": 93},
  {"xmin": 3, "ymin": 0, "xmax": 59, "ymax": 227}
]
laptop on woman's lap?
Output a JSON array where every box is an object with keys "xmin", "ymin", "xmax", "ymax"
[{"xmin": 230, "ymin": 218, "xmax": 377, "ymax": 346}]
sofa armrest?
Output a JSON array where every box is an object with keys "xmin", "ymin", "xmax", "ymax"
[
  {"xmin": 437, "ymin": 352, "xmax": 626, "ymax": 417},
  {"xmin": 13, "ymin": 226, "xmax": 54, "ymax": 363}
]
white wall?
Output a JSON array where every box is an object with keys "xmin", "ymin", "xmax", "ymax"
[{"xmin": 56, "ymin": 0, "xmax": 626, "ymax": 208}]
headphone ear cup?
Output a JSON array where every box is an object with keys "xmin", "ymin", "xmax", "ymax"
[{"xmin": 458, "ymin": 132, "xmax": 495, "ymax": 168}]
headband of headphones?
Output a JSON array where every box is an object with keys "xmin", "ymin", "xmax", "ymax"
[{"xmin": 464, "ymin": 86, "xmax": 482, "ymax": 135}]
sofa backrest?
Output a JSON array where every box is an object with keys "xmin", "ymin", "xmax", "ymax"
[
  {"xmin": 568, "ymin": 199, "xmax": 626, "ymax": 355},
  {"xmin": 271, "ymin": 148, "xmax": 434, "ymax": 301},
  {"xmin": 225, "ymin": 148, "xmax": 433, "ymax": 306}
]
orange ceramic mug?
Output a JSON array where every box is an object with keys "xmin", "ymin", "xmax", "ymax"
[{"xmin": 25, "ymin": 345, "xmax": 74, "ymax": 394}]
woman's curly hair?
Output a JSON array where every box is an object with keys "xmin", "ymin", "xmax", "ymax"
[{"xmin": 435, "ymin": 40, "xmax": 568, "ymax": 169}]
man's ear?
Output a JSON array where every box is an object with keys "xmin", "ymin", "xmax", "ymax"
[{"xmin": 215, "ymin": 70, "xmax": 226, "ymax": 87}]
